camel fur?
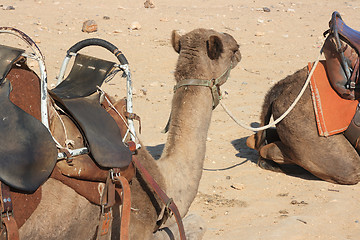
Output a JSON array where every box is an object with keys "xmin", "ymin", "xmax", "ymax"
[
  {"xmin": 247, "ymin": 67, "xmax": 360, "ymax": 185},
  {"xmin": 16, "ymin": 28, "xmax": 241, "ymax": 239}
]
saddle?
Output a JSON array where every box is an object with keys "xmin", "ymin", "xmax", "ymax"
[
  {"xmin": 49, "ymin": 53, "xmax": 132, "ymax": 168},
  {"xmin": 323, "ymin": 11, "xmax": 360, "ymax": 100},
  {"xmin": 0, "ymin": 33, "xmax": 186, "ymax": 240}
]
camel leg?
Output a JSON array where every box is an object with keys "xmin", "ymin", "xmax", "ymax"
[
  {"xmin": 259, "ymin": 141, "xmax": 292, "ymax": 164},
  {"xmin": 152, "ymin": 214, "xmax": 206, "ymax": 240}
]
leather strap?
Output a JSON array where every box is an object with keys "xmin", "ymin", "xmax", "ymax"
[
  {"xmin": 132, "ymin": 156, "xmax": 186, "ymax": 240},
  {"xmin": 1, "ymin": 182, "xmax": 19, "ymax": 240},
  {"xmin": 113, "ymin": 175, "xmax": 131, "ymax": 240},
  {"xmin": 97, "ymin": 172, "xmax": 131, "ymax": 240}
]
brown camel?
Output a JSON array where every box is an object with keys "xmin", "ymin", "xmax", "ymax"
[
  {"xmin": 16, "ymin": 28, "xmax": 240, "ymax": 239},
  {"xmin": 246, "ymin": 65, "xmax": 360, "ymax": 185}
]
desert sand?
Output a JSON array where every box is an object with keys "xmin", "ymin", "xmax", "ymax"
[{"xmin": 1, "ymin": 0, "xmax": 360, "ymax": 239}]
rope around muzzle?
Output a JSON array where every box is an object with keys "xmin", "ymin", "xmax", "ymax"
[{"xmin": 221, "ymin": 48, "xmax": 323, "ymax": 132}]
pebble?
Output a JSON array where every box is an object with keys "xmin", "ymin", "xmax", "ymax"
[
  {"xmin": 82, "ymin": 20, "xmax": 98, "ymax": 33},
  {"xmin": 129, "ymin": 21, "xmax": 141, "ymax": 30},
  {"xmin": 2, "ymin": 5, "xmax": 15, "ymax": 10},
  {"xmin": 255, "ymin": 32, "xmax": 265, "ymax": 36},
  {"xmin": 150, "ymin": 81, "xmax": 159, "ymax": 87},
  {"xmin": 144, "ymin": 0, "xmax": 155, "ymax": 8},
  {"xmin": 230, "ymin": 184, "xmax": 245, "ymax": 190},
  {"xmin": 103, "ymin": 16, "xmax": 110, "ymax": 20},
  {"xmin": 140, "ymin": 88, "xmax": 147, "ymax": 95},
  {"xmin": 263, "ymin": 7, "xmax": 271, "ymax": 12}
]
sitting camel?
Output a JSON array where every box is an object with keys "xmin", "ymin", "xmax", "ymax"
[
  {"xmin": 13, "ymin": 28, "xmax": 240, "ymax": 239},
  {"xmin": 247, "ymin": 13, "xmax": 360, "ymax": 185}
]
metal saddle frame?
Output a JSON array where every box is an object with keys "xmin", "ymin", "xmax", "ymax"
[
  {"xmin": 0, "ymin": 29, "xmax": 139, "ymax": 192},
  {"xmin": 53, "ymin": 38, "xmax": 139, "ymax": 164}
]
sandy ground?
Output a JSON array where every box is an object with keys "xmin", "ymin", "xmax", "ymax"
[{"xmin": 1, "ymin": 0, "xmax": 360, "ymax": 239}]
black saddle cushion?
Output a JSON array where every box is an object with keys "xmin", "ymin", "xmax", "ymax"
[
  {"xmin": 50, "ymin": 92, "xmax": 132, "ymax": 168},
  {"xmin": 52, "ymin": 53, "xmax": 116, "ymax": 99},
  {"xmin": 0, "ymin": 80, "xmax": 57, "ymax": 192}
]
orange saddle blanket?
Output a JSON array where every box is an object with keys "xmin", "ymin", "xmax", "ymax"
[{"xmin": 308, "ymin": 60, "xmax": 358, "ymax": 137}]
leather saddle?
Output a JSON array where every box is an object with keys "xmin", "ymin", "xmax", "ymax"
[
  {"xmin": 323, "ymin": 11, "xmax": 360, "ymax": 100},
  {"xmin": 0, "ymin": 45, "xmax": 57, "ymax": 193},
  {"xmin": 49, "ymin": 53, "xmax": 132, "ymax": 168}
]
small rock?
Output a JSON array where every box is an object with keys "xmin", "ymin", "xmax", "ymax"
[
  {"xmin": 230, "ymin": 184, "xmax": 245, "ymax": 190},
  {"xmin": 159, "ymin": 18, "xmax": 169, "ymax": 22},
  {"xmin": 140, "ymin": 88, "xmax": 147, "ymax": 95},
  {"xmin": 263, "ymin": 7, "xmax": 271, "ymax": 12},
  {"xmin": 150, "ymin": 81, "xmax": 159, "ymax": 87},
  {"xmin": 226, "ymin": 176, "xmax": 231, "ymax": 180},
  {"xmin": 279, "ymin": 209, "xmax": 289, "ymax": 214},
  {"xmin": 255, "ymin": 32, "xmax": 265, "ymax": 36},
  {"xmin": 113, "ymin": 29, "xmax": 123, "ymax": 33},
  {"xmin": 2, "ymin": 5, "xmax": 15, "ymax": 10},
  {"xmin": 82, "ymin": 20, "xmax": 97, "ymax": 33},
  {"xmin": 103, "ymin": 16, "xmax": 110, "ymax": 20},
  {"xmin": 287, "ymin": 8, "xmax": 295, "ymax": 13},
  {"xmin": 129, "ymin": 21, "xmax": 141, "ymax": 30},
  {"xmin": 144, "ymin": 0, "xmax": 155, "ymax": 8}
]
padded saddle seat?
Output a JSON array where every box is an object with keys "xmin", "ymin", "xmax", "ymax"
[
  {"xmin": 332, "ymin": 12, "xmax": 360, "ymax": 54},
  {"xmin": 50, "ymin": 53, "xmax": 132, "ymax": 168},
  {"xmin": 0, "ymin": 45, "xmax": 57, "ymax": 192}
]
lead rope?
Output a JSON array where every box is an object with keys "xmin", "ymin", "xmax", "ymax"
[{"xmin": 221, "ymin": 47, "xmax": 323, "ymax": 132}]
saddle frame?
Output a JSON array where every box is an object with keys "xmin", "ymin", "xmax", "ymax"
[
  {"xmin": 54, "ymin": 38, "xmax": 139, "ymax": 161},
  {"xmin": 0, "ymin": 27, "xmax": 49, "ymax": 129}
]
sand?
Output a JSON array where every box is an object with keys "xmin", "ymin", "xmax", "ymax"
[{"xmin": 1, "ymin": 0, "xmax": 360, "ymax": 239}]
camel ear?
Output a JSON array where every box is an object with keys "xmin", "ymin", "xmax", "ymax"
[
  {"xmin": 207, "ymin": 35, "xmax": 223, "ymax": 60},
  {"xmin": 171, "ymin": 30, "xmax": 181, "ymax": 53}
]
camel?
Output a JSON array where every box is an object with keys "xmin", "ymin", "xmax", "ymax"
[
  {"xmin": 246, "ymin": 57, "xmax": 360, "ymax": 185},
  {"xmin": 10, "ymin": 28, "xmax": 240, "ymax": 239}
]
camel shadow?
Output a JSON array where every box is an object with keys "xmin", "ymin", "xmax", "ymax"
[
  {"xmin": 231, "ymin": 133, "xmax": 321, "ymax": 182},
  {"xmin": 145, "ymin": 135, "xmax": 320, "ymax": 182},
  {"xmin": 146, "ymin": 144, "xmax": 165, "ymax": 160}
]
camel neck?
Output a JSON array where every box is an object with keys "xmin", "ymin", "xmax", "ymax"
[{"xmin": 157, "ymin": 85, "xmax": 213, "ymax": 217}]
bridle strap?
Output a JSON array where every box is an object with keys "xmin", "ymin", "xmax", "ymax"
[
  {"xmin": 132, "ymin": 156, "xmax": 186, "ymax": 240},
  {"xmin": 173, "ymin": 63, "xmax": 232, "ymax": 109}
]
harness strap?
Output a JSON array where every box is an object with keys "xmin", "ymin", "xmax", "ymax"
[
  {"xmin": 173, "ymin": 63, "xmax": 232, "ymax": 110},
  {"xmin": 113, "ymin": 175, "xmax": 131, "ymax": 240},
  {"xmin": 132, "ymin": 156, "xmax": 186, "ymax": 240},
  {"xmin": 0, "ymin": 183, "xmax": 19, "ymax": 240}
]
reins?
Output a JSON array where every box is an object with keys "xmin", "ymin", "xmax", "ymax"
[{"xmin": 221, "ymin": 39, "xmax": 325, "ymax": 132}]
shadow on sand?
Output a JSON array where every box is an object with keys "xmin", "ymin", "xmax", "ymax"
[{"xmin": 231, "ymin": 134, "xmax": 321, "ymax": 182}]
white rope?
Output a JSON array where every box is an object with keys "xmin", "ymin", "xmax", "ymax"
[
  {"xmin": 221, "ymin": 51, "xmax": 323, "ymax": 132},
  {"xmin": 51, "ymin": 104, "xmax": 74, "ymax": 150},
  {"xmin": 98, "ymin": 87, "xmax": 140, "ymax": 143}
]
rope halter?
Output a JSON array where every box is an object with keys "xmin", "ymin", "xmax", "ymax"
[{"xmin": 173, "ymin": 62, "xmax": 233, "ymax": 109}]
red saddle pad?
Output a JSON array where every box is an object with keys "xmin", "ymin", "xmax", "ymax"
[{"xmin": 308, "ymin": 60, "xmax": 358, "ymax": 136}]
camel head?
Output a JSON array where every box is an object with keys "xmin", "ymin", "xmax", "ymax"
[{"xmin": 171, "ymin": 28, "xmax": 241, "ymax": 85}]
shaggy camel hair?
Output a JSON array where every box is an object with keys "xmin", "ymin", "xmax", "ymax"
[
  {"xmin": 247, "ymin": 67, "xmax": 360, "ymax": 185},
  {"xmin": 17, "ymin": 28, "xmax": 240, "ymax": 239}
]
